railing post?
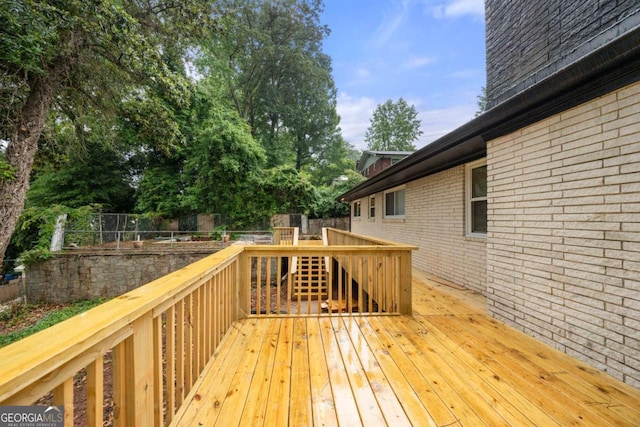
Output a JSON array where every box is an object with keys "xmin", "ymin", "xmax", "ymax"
[
  {"xmin": 125, "ymin": 312, "xmax": 155, "ymax": 426},
  {"xmin": 398, "ymin": 250, "xmax": 412, "ymax": 315},
  {"xmin": 238, "ymin": 249, "xmax": 250, "ymax": 317}
]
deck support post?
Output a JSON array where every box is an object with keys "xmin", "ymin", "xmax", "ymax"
[{"xmin": 398, "ymin": 250, "xmax": 412, "ymax": 315}]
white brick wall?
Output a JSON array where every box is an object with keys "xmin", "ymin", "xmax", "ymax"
[
  {"xmin": 487, "ymin": 80, "xmax": 640, "ymax": 387},
  {"xmin": 351, "ymin": 166, "xmax": 487, "ymax": 294}
]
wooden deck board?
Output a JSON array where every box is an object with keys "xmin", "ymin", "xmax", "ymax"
[{"xmin": 171, "ymin": 272, "xmax": 640, "ymax": 426}]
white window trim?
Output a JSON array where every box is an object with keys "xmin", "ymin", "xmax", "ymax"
[
  {"xmin": 465, "ymin": 158, "xmax": 487, "ymax": 237},
  {"xmin": 368, "ymin": 195, "xmax": 376, "ymax": 219},
  {"xmin": 353, "ymin": 200, "xmax": 362, "ymax": 218},
  {"xmin": 383, "ymin": 186, "xmax": 406, "ymax": 219}
]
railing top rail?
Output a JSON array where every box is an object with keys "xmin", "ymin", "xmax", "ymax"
[
  {"xmin": 243, "ymin": 244, "xmax": 418, "ymax": 254},
  {"xmin": 0, "ymin": 245, "xmax": 244, "ymax": 402},
  {"xmin": 323, "ymin": 227, "xmax": 412, "ymax": 247}
]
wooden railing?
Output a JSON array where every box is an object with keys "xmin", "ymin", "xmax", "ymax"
[
  {"xmin": 272, "ymin": 226, "xmax": 298, "ymax": 245},
  {"xmin": 240, "ymin": 245, "xmax": 414, "ymax": 316},
  {"xmin": 0, "ymin": 245, "xmax": 244, "ymax": 426},
  {"xmin": 0, "ymin": 228, "xmax": 415, "ymax": 426},
  {"xmin": 246, "ymin": 228, "xmax": 415, "ymax": 316},
  {"xmin": 324, "ymin": 227, "xmax": 402, "ymax": 246}
]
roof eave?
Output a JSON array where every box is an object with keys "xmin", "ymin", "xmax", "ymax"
[{"xmin": 339, "ymin": 25, "xmax": 640, "ymax": 202}]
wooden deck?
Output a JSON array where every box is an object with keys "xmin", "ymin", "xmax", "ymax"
[{"xmin": 170, "ymin": 271, "xmax": 640, "ymax": 426}]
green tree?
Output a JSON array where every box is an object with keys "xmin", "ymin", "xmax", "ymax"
[
  {"xmin": 181, "ymin": 100, "xmax": 266, "ymax": 221},
  {"xmin": 27, "ymin": 143, "xmax": 135, "ymax": 212},
  {"xmin": 202, "ymin": 0, "xmax": 340, "ymax": 174},
  {"xmin": 365, "ymin": 98, "xmax": 422, "ymax": 151},
  {"xmin": 304, "ymin": 136, "xmax": 359, "ymax": 186},
  {"xmin": 311, "ymin": 169, "xmax": 366, "ymax": 219},
  {"xmin": 0, "ymin": 0, "xmax": 216, "ymax": 265},
  {"xmin": 475, "ymin": 86, "xmax": 488, "ymax": 116}
]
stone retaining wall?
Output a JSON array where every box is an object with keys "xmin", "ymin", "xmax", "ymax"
[{"xmin": 25, "ymin": 250, "xmax": 214, "ymax": 304}]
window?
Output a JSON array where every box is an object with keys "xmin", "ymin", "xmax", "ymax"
[
  {"xmin": 466, "ymin": 159, "xmax": 487, "ymax": 235},
  {"xmin": 369, "ymin": 196, "xmax": 376, "ymax": 218},
  {"xmin": 384, "ymin": 188, "xmax": 405, "ymax": 217},
  {"xmin": 353, "ymin": 201, "xmax": 361, "ymax": 217}
]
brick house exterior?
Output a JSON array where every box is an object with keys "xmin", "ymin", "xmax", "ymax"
[
  {"xmin": 340, "ymin": 1, "xmax": 640, "ymax": 388},
  {"xmin": 356, "ymin": 150, "xmax": 413, "ymax": 178}
]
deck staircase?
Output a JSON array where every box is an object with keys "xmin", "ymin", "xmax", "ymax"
[{"xmin": 291, "ymin": 255, "xmax": 328, "ymax": 300}]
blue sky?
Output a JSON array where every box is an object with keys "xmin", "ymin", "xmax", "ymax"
[{"xmin": 320, "ymin": 0, "xmax": 486, "ymax": 150}]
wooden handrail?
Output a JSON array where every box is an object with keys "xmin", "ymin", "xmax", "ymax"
[
  {"xmin": 0, "ymin": 245, "xmax": 245, "ymax": 426},
  {"xmin": 324, "ymin": 227, "xmax": 407, "ymax": 246}
]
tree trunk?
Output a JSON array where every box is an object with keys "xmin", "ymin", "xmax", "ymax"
[{"xmin": 0, "ymin": 53, "xmax": 74, "ymax": 267}]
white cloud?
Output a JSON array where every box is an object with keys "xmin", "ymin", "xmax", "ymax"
[
  {"xmin": 336, "ymin": 92, "xmax": 377, "ymax": 149},
  {"xmin": 432, "ymin": 0, "xmax": 484, "ymax": 19},
  {"xmin": 355, "ymin": 67, "xmax": 372, "ymax": 79},
  {"xmin": 447, "ymin": 68, "xmax": 481, "ymax": 79},
  {"xmin": 372, "ymin": 0, "xmax": 410, "ymax": 46},
  {"xmin": 402, "ymin": 56, "xmax": 435, "ymax": 70},
  {"xmin": 416, "ymin": 104, "xmax": 476, "ymax": 147},
  {"xmin": 337, "ymin": 92, "xmax": 477, "ymax": 151}
]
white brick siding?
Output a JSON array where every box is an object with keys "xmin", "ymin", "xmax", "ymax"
[
  {"xmin": 487, "ymin": 80, "xmax": 640, "ymax": 387},
  {"xmin": 351, "ymin": 166, "xmax": 487, "ymax": 295}
]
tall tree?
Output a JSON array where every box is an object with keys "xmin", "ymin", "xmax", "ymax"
[
  {"xmin": 0, "ymin": 0, "xmax": 215, "ymax": 265},
  {"xmin": 202, "ymin": 0, "xmax": 341, "ymax": 172},
  {"xmin": 365, "ymin": 98, "xmax": 422, "ymax": 151}
]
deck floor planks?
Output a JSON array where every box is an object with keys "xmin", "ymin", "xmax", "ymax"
[
  {"xmin": 170, "ymin": 318, "xmax": 261, "ymax": 426},
  {"xmin": 426, "ymin": 316, "xmax": 579, "ymax": 426},
  {"xmin": 340, "ymin": 317, "xmax": 415, "ymax": 425},
  {"xmin": 428, "ymin": 309, "xmax": 640, "ymax": 425},
  {"xmin": 328, "ymin": 317, "xmax": 387, "ymax": 425},
  {"xmin": 289, "ymin": 317, "xmax": 313, "ymax": 425},
  {"xmin": 424, "ymin": 313, "xmax": 635, "ymax": 426},
  {"xmin": 350, "ymin": 316, "xmax": 442, "ymax": 426},
  {"xmin": 305, "ymin": 317, "xmax": 339, "ymax": 427},
  {"xmin": 318, "ymin": 317, "xmax": 364, "ymax": 426},
  {"xmin": 238, "ymin": 318, "xmax": 282, "ymax": 425},
  {"xmin": 212, "ymin": 318, "xmax": 272, "ymax": 426},
  {"xmin": 264, "ymin": 317, "xmax": 294, "ymax": 426},
  {"xmin": 379, "ymin": 315, "xmax": 516, "ymax": 426},
  {"xmin": 172, "ymin": 272, "xmax": 640, "ymax": 427}
]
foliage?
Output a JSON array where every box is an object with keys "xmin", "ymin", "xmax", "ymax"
[
  {"xmin": 365, "ymin": 98, "xmax": 422, "ymax": 151},
  {"xmin": 0, "ymin": 0, "xmax": 363, "ymax": 260},
  {"xmin": 311, "ymin": 170, "xmax": 366, "ymax": 218},
  {"xmin": 0, "ymin": 0, "xmax": 217, "ymax": 265},
  {"xmin": 27, "ymin": 140, "xmax": 135, "ymax": 212},
  {"xmin": 182, "ymin": 100, "xmax": 266, "ymax": 218},
  {"xmin": 0, "ymin": 153, "xmax": 16, "ymax": 182},
  {"xmin": 202, "ymin": 0, "xmax": 342, "ymax": 173},
  {"xmin": 9, "ymin": 205, "xmax": 99, "ymax": 265},
  {"xmin": 260, "ymin": 165, "xmax": 317, "ymax": 215},
  {"xmin": 475, "ymin": 86, "xmax": 488, "ymax": 116},
  {"xmin": 0, "ymin": 299, "xmax": 107, "ymax": 348},
  {"xmin": 304, "ymin": 137, "xmax": 360, "ymax": 186},
  {"xmin": 134, "ymin": 162, "xmax": 185, "ymax": 218}
]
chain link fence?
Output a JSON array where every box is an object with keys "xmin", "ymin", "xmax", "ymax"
[{"xmin": 61, "ymin": 213, "xmax": 274, "ymax": 250}]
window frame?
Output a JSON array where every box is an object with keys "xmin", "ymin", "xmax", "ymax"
[
  {"xmin": 369, "ymin": 195, "xmax": 376, "ymax": 219},
  {"xmin": 383, "ymin": 186, "xmax": 406, "ymax": 219},
  {"xmin": 465, "ymin": 158, "xmax": 487, "ymax": 237},
  {"xmin": 353, "ymin": 200, "xmax": 362, "ymax": 218}
]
